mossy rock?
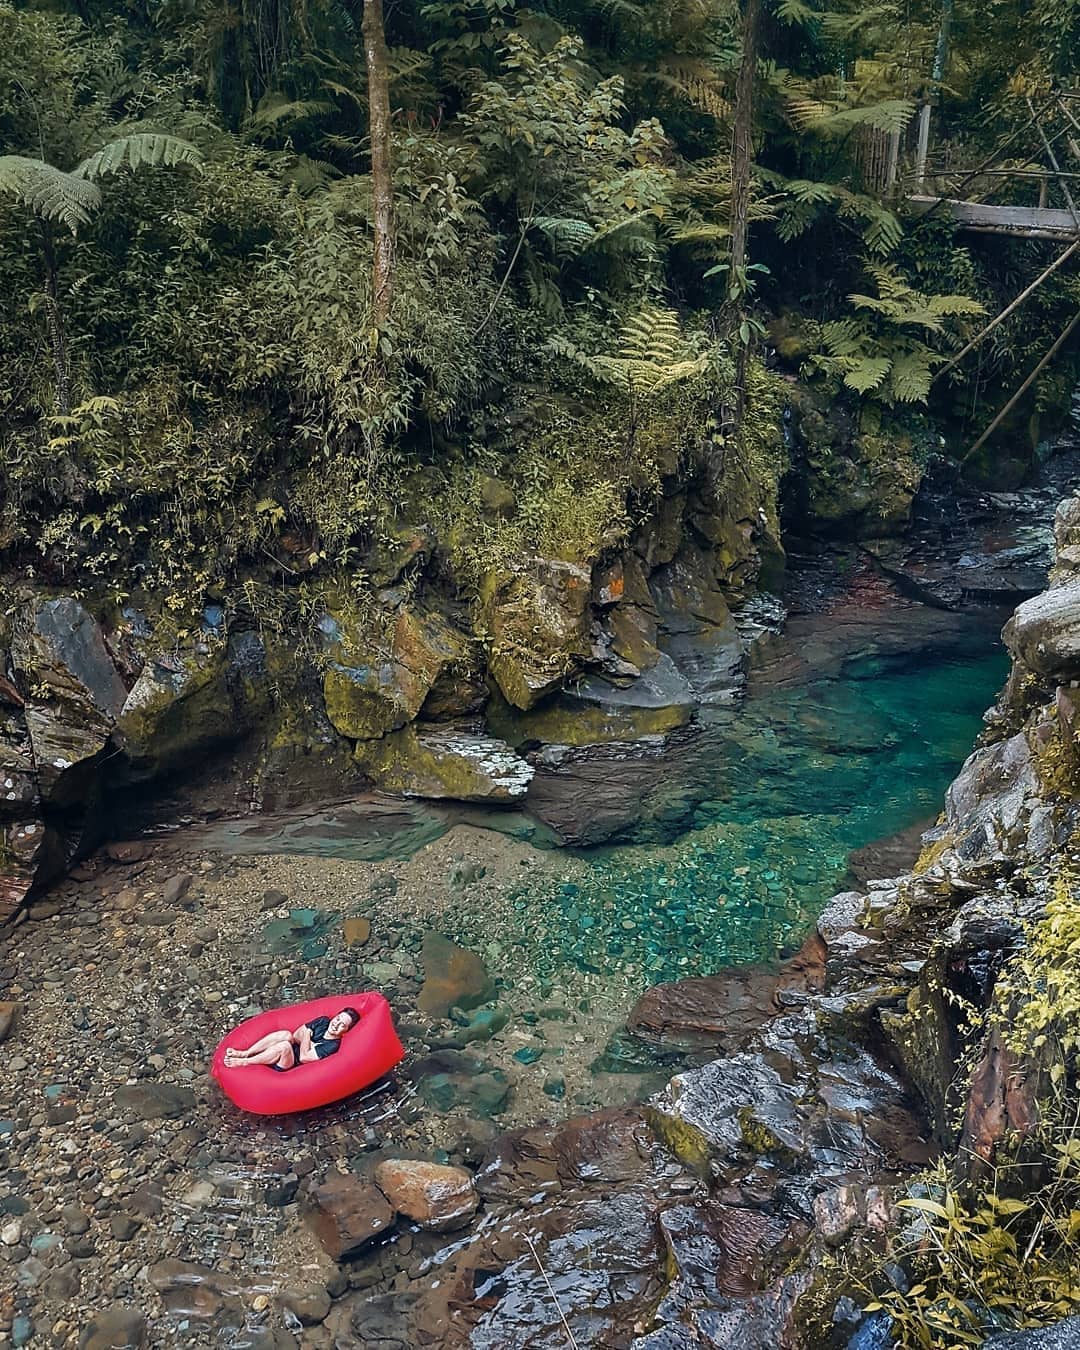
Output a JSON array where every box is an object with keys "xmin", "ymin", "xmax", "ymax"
[
  {"xmin": 486, "ymin": 658, "xmax": 693, "ymax": 749},
  {"xmin": 323, "ymin": 606, "xmax": 470, "ymax": 741},
  {"xmin": 355, "ymin": 722, "xmax": 532, "ymax": 801},
  {"xmin": 480, "ymin": 557, "xmax": 592, "ymax": 711}
]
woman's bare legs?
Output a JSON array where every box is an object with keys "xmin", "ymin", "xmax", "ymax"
[
  {"xmin": 225, "ymin": 1030, "xmax": 294, "ymax": 1066},
  {"xmin": 228, "ymin": 1039, "xmax": 296, "ymax": 1070}
]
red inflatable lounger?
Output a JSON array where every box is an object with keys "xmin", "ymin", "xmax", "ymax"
[{"xmin": 211, "ymin": 991, "xmax": 404, "ymax": 1116}]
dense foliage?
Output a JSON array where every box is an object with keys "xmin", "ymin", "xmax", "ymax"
[{"xmin": 0, "ymin": 0, "xmax": 1077, "ymax": 610}]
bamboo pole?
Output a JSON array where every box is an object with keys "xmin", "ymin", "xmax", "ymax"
[
  {"xmin": 933, "ymin": 237, "xmax": 1080, "ymax": 383},
  {"xmin": 961, "ymin": 310, "xmax": 1080, "ymax": 464},
  {"xmin": 1028, "ymin": 96, "xmax": 1080, "ymax": 227}
]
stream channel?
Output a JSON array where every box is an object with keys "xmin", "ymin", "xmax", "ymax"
[{"xmin": 5, "ymin": 462, "xmax": 1074, "ymax": 1348}]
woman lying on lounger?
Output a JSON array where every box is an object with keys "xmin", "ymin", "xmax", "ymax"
[{"xmin": 223, "ymin": 1008, "xmax": 360, "ymax": 1071}]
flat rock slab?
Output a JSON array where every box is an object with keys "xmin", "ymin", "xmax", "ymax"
[
  {"xmin": 114, "ymin": 1084, "xmax": 195, "ymax": 1120},
  {"xmin": 628, "ymin": 934, "xmax": 826, "ymax": 1052}
]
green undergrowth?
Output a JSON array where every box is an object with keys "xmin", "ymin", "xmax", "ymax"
[{"xmin": 853, "ymin": 870, "xmax": 1080, "ymax": 1347}]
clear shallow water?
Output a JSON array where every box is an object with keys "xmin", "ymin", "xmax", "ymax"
[{"xmin": 445, "ymin": 643, "xmax": 1010, "ymax": 986}]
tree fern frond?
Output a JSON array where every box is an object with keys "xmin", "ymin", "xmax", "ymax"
[
  {"xmin": 0, "ymin": 155, "xmax": 102, "ymax": 231},
  {"xmin": 74, "ymin": 134, "xmax": 202, "ymax": 181},
  {"xmin": 531, "ymin": 215, "xmax": 596, "ymax": 257},
  {"xmin": 249, "ymin": 93, "xmax": 335, "ymax": 128}
]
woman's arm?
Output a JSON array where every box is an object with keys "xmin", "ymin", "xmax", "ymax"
[{"xmin": 295, "ymin": 1024, "xmax": 318, "ymax": 1062}]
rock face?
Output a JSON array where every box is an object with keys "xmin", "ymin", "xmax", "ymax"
[
  {"xmin": 481, "ymin": 557, "xmax": 592, "ymax": 710},
  {"xmin": 12, "ymin": 596, "xmax": 126, "ymax": 805},
  {"xmin": 373, "ymin": 1159, "xmax": 479, "ymax": 1231},
  {"xmin": 1003, "ymin": 579, "xmax": 1080, "ymax": 681},
  {"xmin": 323, "ymin": 606, "xmax": 470, "ymax": 741}
]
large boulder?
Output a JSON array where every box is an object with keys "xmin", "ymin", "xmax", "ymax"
[
  {"xmin": 355, "ymin": 722, "xmax": 532, "ymax": 801},
  {"xmin": 323, "ymin": 606, "xmax": 469, "ymax": 740},
  {"xmin": 373, "ymin": 1160, "xmax": 479, "ymax": 1231},
  {"xmin": 1002, "ymin": 580, "xmax": 1080, "ymax": 682},
  {"xmin": 116, "ymin": 633, "xmax": 252, "ymax": 779},
  {"xmin": 304, "ymin": 1172, "xmax": 395, "ymax": 1260},
  {"xmin": 944, "ymin": 733, "xmax": 1040, "ymax": 876},
  {"xmin": 11, "ymin": 596, "xmax": 126, "ymax": 805},
  {"xmin": 488, "ymin": 655, "xmax": 695, "ymax": 749},
  {"xmin": 480, "ymin": 557, "xmax": 592, "ymax": 710}
]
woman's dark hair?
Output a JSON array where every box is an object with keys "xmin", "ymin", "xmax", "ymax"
[{"xmin": 341, "ymin": 1007, "xmax": 361, "ymax": 1028}]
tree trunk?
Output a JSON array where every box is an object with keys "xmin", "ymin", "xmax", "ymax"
[
  {"xmin": 39, "ymin": 222, "xmax": 71, "ymax": 416},
  {"xmin": 729, "ymin": 0, "xmax": 762, "ymax": 426},
  {"xmin": 363, "ymin": 0, "xmax": 395, "ymax": 328},
  {"xmin": 914, "ymin": 0, "xmax": 953, "ymax": 188}
]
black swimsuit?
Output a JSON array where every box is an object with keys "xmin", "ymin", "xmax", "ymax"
[{"xmin": 272, "ymin": 1017, "xmax": 342, "ymax": 1072}]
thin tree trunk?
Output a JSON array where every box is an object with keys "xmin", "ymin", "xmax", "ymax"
[
  {"xmin": 363, "ymin": 0, "xmax": 394, "ymax": 328},
  {"xmin": 39, "ymin": 221, "xmax": 71, "ymax": 415},
  {"xmin": 729, "ymin": 0, "xmax": 762, "ymax": 426},
  {"xmin": 915, "ymin": 0, "xmax": 953, "ymax": 188}
]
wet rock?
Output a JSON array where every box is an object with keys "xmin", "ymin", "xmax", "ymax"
[
  {"xmin": 109, "ymin": 1213, "xmax": 140, "ymax": 1241},
  {"xmin": 373, "ymin": 1160, "xmax": 479, "ymax": 1232},
  {"xmin": 1003, "ymin": 580, "xmax": 1080, "ymax": 681},
  {"xmin": 490, "ymin": 655, "xmax": 695, "ymax": 748},
  {"xmin": 282, "ymin": 1285, "xmax": 332, "ymax": 1326},
  {"xmin": 323, "ymin": 607, "xmax": 468, "ymax": 741},
  {"xmin": 343, "ymin": 917, "xmax": 371, "ymax": 946},
  {"xmin": 114, "ymin": 1083, "xmax": 195, "ymax": 1120},
  {"xmin": 523, "ymin": 737, "xmax": 677, "ymax": 846},
  {"xmin": 944, "ymin": 733, "xmax": 1039, "ymax": 875},
  {"xmin": 984, "ymin": 1319, "xmax": 1080, "ymax": 1349},
  {"xmin": 356, "ymin": 722, "xmax": 533, "ymax": 801},
  {"xmin": 628, "ymin": 935, "xmax": 826, "ymax": 1052},
  {"xmin": 304, "ymin": 1172, "xmax": 395, "ymax": 1260},
  {"xmin": 78, "ymin": 1308, "xmax": 146, "ymax": 1350},
  {"xmin": 417, "ymin": 933, "xmax": 493, "ymax": 1018},
  {"xmin": 481, "ymin": 557, "xmax": 592, "ymax": 710},
  {"xmin": 813, "ymin": 1185, "xmax": 862, "ymax": 1246},
  {"xmin": 0, "ymin": 1000, "xmax": 20, "ymax": 1043},
  {"xmin": 148, "ymin": 1259, "xmax": 243, "ymax": 1319},
  {"xmin": 161, "ymin": 871, "xmax": 193, "ymax": 905}
]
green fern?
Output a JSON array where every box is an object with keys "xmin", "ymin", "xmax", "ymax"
[
  {"xmin": 74, "ymin": 133, "xmax": 202, "ymax": 181},
  {"xmin": 0, "ymin": 156, "xmax": 102, "ymax": 231},
  {"xmin": 551, "ymin": 306, "xmax": 708, "ymax": 398},
  {"xmin": 810, "ymin": 265, "xmax": 984, "ymax": 407}
]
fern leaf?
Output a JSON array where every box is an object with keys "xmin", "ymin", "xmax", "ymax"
[
  {"xmin": 842, "ymin": 357, "xmax": 891, "ymax": 393},
  {"xmin": 0, "ymin": 155, "xmax": 102, "ymax": 231},
  {"xmin": 74, "ymin": 134, "xmax": 202, "ymax": 181},
  {"xmin": 531, "ymin": 216, "xmax": 596, "ymax": 257},
  {"xmin": 888, "ymin": 351, "xmax": 937, "ymax": 403},
  {"xmin": 249, "ymin": 93, "xmax": 335, "ymax": 128}
]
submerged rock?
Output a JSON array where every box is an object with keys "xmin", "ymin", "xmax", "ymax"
[
  {"xmin": 417, "ymin": 933, "xmax": 494, "ymax": 1017},
  {"xmin": 304, "ymin": 1172, "xmax": 395, "ymax": 1260},
  {"xmin": 627, "ymin": 934, "xmax": 826, "ymax": 1052}
]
